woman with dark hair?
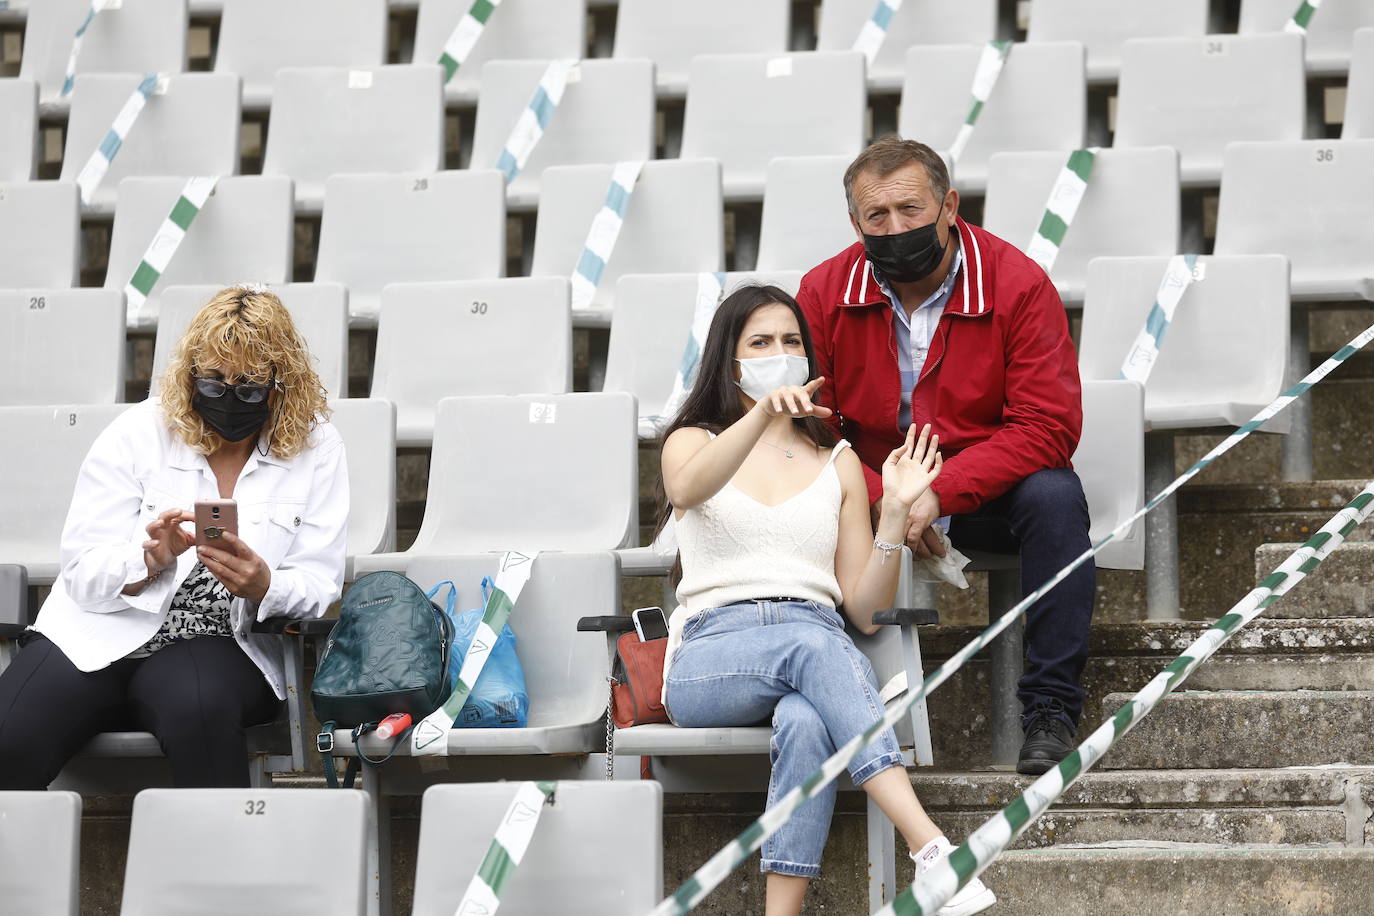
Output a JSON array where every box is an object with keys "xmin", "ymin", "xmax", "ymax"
[{"xmin": 657, "ymin": 285, "xmax": 995, "ymax": 916}]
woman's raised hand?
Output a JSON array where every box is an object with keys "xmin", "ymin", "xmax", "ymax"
[
  {"xmin": 142, "ymin": 508, "xmax": 196, "ymax": 576},
  {"xmin": 881, "ymin": 423, "xmax": 942, "ymax": 509},
  {"xmin": 756, "ymin": 377, "xmax": 834, "ymax": 420}
]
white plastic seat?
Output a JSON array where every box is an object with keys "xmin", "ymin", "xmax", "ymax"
[
  {"xmin": 528, "ymin": 159, "xmax": 723, "ymax": 324},
  {"xmin": 468, "ymin": 59, "xmax": 655, "ymax": 211},
  {"xmin": 1343, "ymin": 28, "xmax": 1374, "ymax": 139},
  {"xmin": 0, "ymin": 791, "xmax": 81, "ymax": 916},
  {"xmin": 121, "ymin": 789, "xmax": 369, "ymax": 916},
  {"xmin": 103, "ymin": 176, "xmax": 293, "ymax": 329},
  {"xmin": 816, "ymin": 0, "xmax": 997, "ymax": 92},
  {"xmin": 0, "ymin": 289, "xmax": 124, "ymax": 406},
  {"xmin": 1075, "ymin": 379, "xmax": 1145, "ymax": 570},
  {"xmin": 215, "ymin": 0, "xmax": 388, "ymax": 110},
  {"xmin": 411, "ymin": 781, "xmax": 662, "ymax": 916},
  {"xmin": 1213, "ymin": 140, "xmax": 1374, "ymax": 302},
  {"xmin": 58, "ymin": 72, "xmax": 241, "ymax": 217},
  {"xmin": 18, "ymin": 0, "xmax": 186, "ymax": 114},
  {"xmin": 373, "ymin": 278, "xmax": 571, "ymax": 446},
  {"xmin": 0, "ymin": 181, "xmax": 80, "ymax": 289},
  {"xmin": 681, "ymin": 51, "xmax": 866, "ymax": 202},
  {"xmin": 353, "ymin": 394, "xmax": 636, "ymax": 575},
  {"xmin": 1114, "ymin": 33, "xmax": 1305, "ymax": 187},
  {"xmin": 1026, "ymin": 0, "xmax": 1209, "ymax": 83},
  {"xmin": 313, "ymin": 170, "xmax": 506, "ymax": 327},
  {"xmin": 0, "ymin": 78, "xmax": 37, "ymax": 181},
  {"xmin": 982, "ymin": 146, "xmax": 1180, "ymax": 305},
  {"xmin": 152, "ymin": 283, "xmax": 348, "ymax": 399},
  {"xmin": 327, "ymin": 398, "xmax": 397, "ymax": 577},
  {"xmin": 0, "ymin": 404, "xmax": 133, "ymax": 584},
  {"xmin": 612, "ymin": 0, "xmax": 790, "ymax": 98},
  {"xmin": 898, "ymin": 41, "xmax": 1086, "ymax": 194},
  {"xmin": 756, "ymin": 155, "xmax": 857, "ymax": 272},
  {"xmin": 1239, "ymin": 0, "xmax": 1374, "ymax": 76},
  {"xmin": 1079, "ymin": 254, "xmax": 1290, "ymax": 432},
  {"xmin": 262, "ymin": 65, "xmax": 445, "ymax": 213},
  {"xmin": 412, "ymin": 0, "xmax": 587, "ymax": 106}
]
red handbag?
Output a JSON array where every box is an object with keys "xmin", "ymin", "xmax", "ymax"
[{"xmin": 610, "ymin": 631, "xmax": 669, "ymax": 728}]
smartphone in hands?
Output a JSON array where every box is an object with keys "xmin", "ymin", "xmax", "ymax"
[
  {"xmin": 632, "ymin": 606, "xmax": 669, "ymax": 642},
  {"xmin": 194, "ymin": 498, "xmax": 238, "ymax": 548}
]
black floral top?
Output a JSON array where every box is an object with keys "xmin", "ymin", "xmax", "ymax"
[{"xmin": 127, "ymin": 562, "xmax": 234, "ymax": 658}]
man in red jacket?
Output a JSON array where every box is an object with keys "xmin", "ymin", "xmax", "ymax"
[{"xmin": 797, "ymin": 137, "xmax": 1093, "ymax": 775}]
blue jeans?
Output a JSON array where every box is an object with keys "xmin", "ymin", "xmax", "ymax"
[{"xmin": 663, "ymin": 599, "xmax": 905, "ymax": 878}]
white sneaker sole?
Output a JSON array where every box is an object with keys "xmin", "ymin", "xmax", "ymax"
[{"xmin": 937, "ymin": 886, "xmax": 997, "ymax": 916}]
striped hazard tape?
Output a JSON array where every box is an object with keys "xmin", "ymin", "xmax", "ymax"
[
  {"xmin": 852, "ymin": 0, "xmax": 905, "ymax": 65},
  {"xmin": 455, "ymin": 781, "xmax": 557, "ymax": 916},
  {"xmin": 641, "ymin": 271, "xmax": 725, "ymax": 439},
  {"xmin": 1284, "ymin": 0, "xmax": 1323, "ymax": 34},
  {"xmin": 570, "ymin": 160, "xmax": 645, "ymax": 314},
  {"xmin": 73, "ymin": 72, "xmax": 165, "ymax": 206},
  {"xmin": 123, "ymin": 175, "xmax": 219, "ymax": 327},
  {"xmin": 1119, "ymin": 254, "xmax": 1203, "ymax": 383},
  {"xmin": 1025, "ymin": 148, "xmax": 1097, "ymax": 274},
  {"xmin": 60, "ymin": 0, "xmax": 113, "ymax": 98},
  {"xmin": 948, "ymin": 41, "xmax": 1012, "ymax": 165},
  {"xmin": 438, "ymin": 0, "xmax": 502, "ymax": 83},
  {"xmin": 496, "ymin": 59, "xmax": 578, "ymax": 184}
]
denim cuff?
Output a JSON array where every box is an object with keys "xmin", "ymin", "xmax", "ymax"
[
  {"xmin": 850, "ymin": 751, "xmax": 906, "ymax": 787},
  {"xmin": 760, "ymin": 858, "xmax": 822, "ymax": 879}
]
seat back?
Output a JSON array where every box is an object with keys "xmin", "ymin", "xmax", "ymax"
[
  {"xmin": 0, "ymin": 791, "xmax": 81, "ymax": 916},
  {"xmin": 681, "ymin": 51, "xmax": 866, "ymax": 201},
  {"xmin": 411, "ymin": 781, "xmax": 661, "ymax": 916},
  {"xmin": 315, "ymin": 170, "xmax": 506, "ymax": 324},
  {"xmin": 0, "ymin": 289, "xmax": 124, "ymax": 406},
  {"xmin": 1079, "ymin": 255, "xmax": 1290, "ymax": 430},
  {"xmin": 0, "ymin": 78, "xmax": 36, "ymax": 181},
  {"xmin": 1075, "ymin": 379, "xmax": 1145, "ymax": 570},
  {"xmin": 1114, "ymin": 33, "xmax": 1305, "ymax": 185},
  {"xmin": 757, "ymin": 155, "xmax": 857, "ymax": 272},
  {"xmin": 529, "ymin": 159, "xmax": 723, "ymax": 314},
  {"xmin": 982, "ymin": 146, "xmax": 1180, "ymax": 304},
  {"xmin": 1342, "ymin": 28, "xmax": 1374, "ymax": 139},
  {"xmin": 816, "ymin": 0, "xmax": 997, "ymax": 90},
  {"xmin": 413, "ymin": 393, "xmax": 637, "ymax": 555},
  {"xmin": 0, "ymin": 564, "xmax": 27, "ymax": 632},
  {"xmin": 374, "ymin": 278, "xmax": 570, "ymax": 446},
  {"xmin": 613, "ymin": 0, "xmax": 790, "ymax": 96},
  {"xmin": 327, "ymin": 398, "xmax": 397, "ymax": 565},
  {"xmin": 121, "ymin": 788, "xmax": 368, "ymax": 916},
  {"xmin": 1026, "ymin": 0, "xmax": 1208, "ymax": 81},
  {"xmin": 1239, "ymin": 0, "xmax": 1374, "ymax": 74},
  {"xmin": 0, "ymin": 181, "xmax": 79, "ymax": 289},
  {"xmin": 899, "ymin": 41, "xmax": 1086, "ymax": 193}
]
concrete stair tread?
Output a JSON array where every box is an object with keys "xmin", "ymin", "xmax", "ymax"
[{"xmin": 1255, "ymin": 540, "xmax": 1374, "ymax": 619}]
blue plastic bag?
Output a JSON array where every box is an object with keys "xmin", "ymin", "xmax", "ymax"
[{"xmin": 426, "ymin": 579, "xmax": 530, "ymax": 728}]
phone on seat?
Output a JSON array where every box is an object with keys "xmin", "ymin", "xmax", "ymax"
[{"xmin": 631, "ymin": 606, "xmax": 668, "ymax": 642}]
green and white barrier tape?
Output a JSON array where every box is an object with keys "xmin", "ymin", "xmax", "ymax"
[
  {"xmin": 411, "ymin": 551, "xmax": 539, "ymax": 755},
  {"xmin": 123, "ymin": 175, "xmax": 219, "ymax": 326},
  {"xmin": 948, "ymin": 41, "xmax": 1011, "ymax": 165},
  {"xmin": 1024, "ymin": 148, "xmax": 1097, "ymax": 274},
  {"xmin": 884, "ymin": 480, "xmax": 1374, "ymax": 916},
  {"xmin": 641, "ymin": 271, "xmax": 725, "ymax": 439},
  {"xmin": 570, "ymin": 160, "xmax": 645, "ymax": 314},
  {"xmin": 1119, "ymin": 254, "xmax": 1203, "ymax": 383},
  {"xmin": 1284, "ymin": 0, "xmax": 1322, "ymax": 34},
  {"xmin": 456, "ymin": 780, "xmax": 557, "ymax": 916},
  {"xmin": 73, "ymin": 72, "xmax": 165, "ymax": 206},
  {"xmin": 647, "ymin": 320, "xmax": 1374, "ymax": 916},
  {"xmin": 495, "ymin": 59, "xmax": 577, "ymax": 185},
  {"xmin": 852, "ymin": 0, "xmax": 904, "ymax": 65},
  {"xmin": 438, "ymin": 0, "xmax": 502, "ymax": 83},
  {"xmin": 60, "ymin": 0, "xmax": 112, "ymax": 97}
]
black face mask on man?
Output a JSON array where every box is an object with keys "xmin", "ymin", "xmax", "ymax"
[
  {"xmin": 862, "ymin": 207, "xmax": 951, "ymax": 285},
  {"xmin": 192, "ymin": 392, "xmax": 271, "ymax": 443}
]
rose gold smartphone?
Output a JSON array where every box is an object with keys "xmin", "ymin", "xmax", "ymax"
[{"xmin": 194, "ymin": 498, "xmax": 238, "ymax": 547}]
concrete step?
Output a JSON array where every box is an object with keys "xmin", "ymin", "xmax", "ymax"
[
  {"xmin": 1256, "ymin": 541, "xmax": 1374, "ymax": 619},
  {"xmin": 1101, "ymin": 690, "xmax": 1374, "ymax": 770}
]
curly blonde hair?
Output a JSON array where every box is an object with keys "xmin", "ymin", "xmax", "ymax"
[{"xmin": 159, "ymin": 286, "xmax": 329, "ymax": 459}]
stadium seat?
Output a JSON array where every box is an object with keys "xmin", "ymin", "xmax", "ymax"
[
  {"xmin": 121, "ymin": 789, "xmax": 368, "ymax": 916},
  {"xmin": 413, "ymin": 0, "xmax": 587, "ymax": 106},
  {"xmin": 815, "ymin": 0, "xmax": 998, "ymax": 92},
  {"xmin": 680, "ymin": 51, "xmax": 866, "ymax": 202},
  {"xmin": 18, "ymin": 0, "xmax": 186, "ymax": 115},
  {"xmin": 528, "ymin": 159, "xmax": 723, "ymax": 325},
  {"xmin": 0, "ymin": 791, "xmax": 81, "ymax": 916},
  {"xmin": 0, "ymin": 78, "xmax": 36, "ymax": 181},
  {"xmin": 262, "ymin": 65, "xmax": 445, "ymax": 213},
  {"xmin": 1075, "ymin": 379, "xmax": 1146, "ymax": 570},
  {"xmin": 756, "ymin": 155, "xmax": 857, "ymax": 272},
  {"xmin": 1343, "ymin": 28, "xmax": 1374, "ymax": 139},
  {"xmin": 898, "ymin": 41, "xmax": 1086, "ymax": 194},
  {"xmin": 327, "ymin": 398, "xmax": 398, "ymax": 576},
  {"xmin": 1026, "ymin": 0, "xmax": 1209, "ymax": 83},
  {"xmin": 0, "ymin": 289, "xmax": 124, "ymax": 406},
  {"xmin": 0, "ymin": 180, "xmax": 80, "ymax": 289},
  {"xmin": 215, "ymin": 0, "xmax": 388, "ymax": 111},
  {"xmin": 152, "ymin": 283, "xmax": 349, "ymax": 399},
  {"xmin": 982, "ymin": 146, "xmax": 1180, "ymax": 305},
  {"xmin": 612, "ymin": 0, "xmax": 790, "ymax": 98},
  {"xmin": 372, "ymin": 278, "xmax": 572, "ymax": 446},
  {"xmin": 0, "ymin": 564, "xmax": 25, "ymax": 667},
  {"xmin": 59, "ymin": 72, "xmax": 241, "ymax": 217},
  {"xmin": 104, "ymin": 176, "xmax": 293, "ymax": 330},
  {"xmin": 313, "ymin": 170, "xmax": 505, "ymax": 327},
  {"xmin": 411, "ymin": 781, "xmax": 662, "ymax": 916},
  {"xmin": 1114, "ymin": 33, "xmax": 1305, "ymax": 187},
  {"xmin": 353, "ymin": 394, "xmax": 636, "ymax": 575},
  {"xmin": 1213, "ymin": 140, "xmax": 1374, "ymax": 302},
  {"xmin": 1239, "ymin": 0, "xmax": 1374, "ymax": 76},
  {"xmin": 468, "ymin": 59, "xmax": 655, "ymax": 211}
]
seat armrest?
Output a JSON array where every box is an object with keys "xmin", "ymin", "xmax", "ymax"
[
  {"xmin": 0, "ymin": 623, "xmax": 27, "ymax": 639},
  {"xmin": 577, "ymin": 615, "xmax": 636, "ymax": 633},
  {"xmin": 250, "ymin": 617, "xmax": 338, "ymax": 637},
  {"xmin": 871, "ymin": 607, "xmax": 940, "ymax": 627}
]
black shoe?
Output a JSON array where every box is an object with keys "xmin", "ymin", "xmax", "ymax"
[{"xmin": 1017, "ymin": 700, "xmax": 1075, "ymax": 776}]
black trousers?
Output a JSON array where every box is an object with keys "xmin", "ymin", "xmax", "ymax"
[{"xmin": 0, "ymin": 633, "xmax": 281, "ymax": 789}]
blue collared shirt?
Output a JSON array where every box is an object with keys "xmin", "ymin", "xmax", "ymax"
[{"xmin": 883, "ymin": 243, "xmax": 964, "ymax": 430}]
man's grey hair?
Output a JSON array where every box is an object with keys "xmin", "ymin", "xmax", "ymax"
[{"xmin": 843, "ymin": 137, "xmax": 952, "ymax": 215}]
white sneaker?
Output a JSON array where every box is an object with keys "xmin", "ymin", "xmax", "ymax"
[{"xmin": 911, "ymin": 835, "xmax": 997, "ymax": 916}]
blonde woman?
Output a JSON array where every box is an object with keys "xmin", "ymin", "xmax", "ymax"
[{"xmin": 0, "ymin": 286, "xmax": 348, "ymax": 788}]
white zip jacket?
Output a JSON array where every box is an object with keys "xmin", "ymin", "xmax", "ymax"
[{"xmin": 32, "ymin": 399, "xmax": 349, "ymax": 700}]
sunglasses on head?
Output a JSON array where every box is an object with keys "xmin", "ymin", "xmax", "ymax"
[{"xmin": 193, "ymin": 376, "xmax": 275, "ymax": 404}]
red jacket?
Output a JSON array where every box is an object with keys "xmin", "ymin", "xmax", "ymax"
[{"xmin": 796, "ymin": 219, "xmax": 1082, "ymax": 516}]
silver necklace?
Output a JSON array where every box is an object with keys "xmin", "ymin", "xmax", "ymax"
[{"xmin": 759, "ymin": 432, "xmax": 796, "ymax": 458}]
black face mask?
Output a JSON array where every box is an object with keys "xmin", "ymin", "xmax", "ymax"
[
  {"xmin": 862, "ymin": 213, "xmax": 951, "ymax": 285},
  {"xmin": 193, "ymin": 392, "xmax": 271, "ymax": 443}
]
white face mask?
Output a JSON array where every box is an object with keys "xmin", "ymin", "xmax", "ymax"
[{"xmin": 735, "ymin": 354, "xmax": 810, "ymax": 402}]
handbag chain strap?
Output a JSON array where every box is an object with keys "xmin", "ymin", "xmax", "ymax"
[{"xmin": 605, "ymin": 674, "xmax": 616, "ymax": 781}]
